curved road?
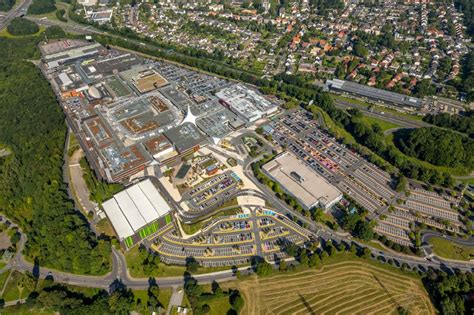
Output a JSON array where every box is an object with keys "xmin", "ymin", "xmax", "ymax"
[
  {"xmin": 0, "ymin": 0, "xmax": 32, "ymax": 29},
  {"xmin": 421, "ymin": 230, "xmax": 474, "ymax": 247},
  {"xmin": 6, "ymin": 224, "xmax": 251, "ymax": 290},
  {"xmin": 0, "ymin": 15, "xmax": 471, "ymax": 290}
]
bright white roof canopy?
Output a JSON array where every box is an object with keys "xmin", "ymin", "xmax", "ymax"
[{"xmin": 102, "ymin": 179, "xmax": 171, "ymax": 239}]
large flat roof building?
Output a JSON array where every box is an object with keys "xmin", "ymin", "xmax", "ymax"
[
  {"xmin": 326, "ymin": 79, "xmax": 423, "ymax": 109},
  {"xmin": 216, "ymin": 84, "xmax": 279, "ymax": 123},
  {"xmin": 102, "ymin": 179, "xmax": 172, "ymax": 249},
  {"xmin": 262, "ymin": 152, "xmax": 342, "ymax": 210},
  {"xmin": 42, "ymin": 41, "xmax": 105, "ymax": 69}
]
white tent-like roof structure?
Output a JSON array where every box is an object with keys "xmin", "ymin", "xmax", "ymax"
[
  {"xmin": 102, "ymin": 179, "xmax": 171, "ymax": 240},
  {"xmin": 181, "ymin": 104, "xmax": 197, "ymax": 126}
]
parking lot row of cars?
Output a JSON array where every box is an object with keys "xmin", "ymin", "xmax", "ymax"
[
  {"xmin": 267, "ymin": 110, "xmax": 463, "ymax": 245},
  {"xmin": 150, "ymin": 208, "xmax": 313, "ymax": 266}
]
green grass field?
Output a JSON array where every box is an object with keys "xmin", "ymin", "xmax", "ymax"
[
  {"xmin": 0, "ymin": 26, "xmax": 45, "ymax": 38},
  {"xmin": 200, "ymin": 294, "xmax": 232, "ymax": 315},
  {"xmin": 180, "ymin": 205, "xmax": 240, "ymax": 235},
  {"xmin": 311, "ymin": 106, "xmax": 357, "ymax": 143},
  {"xmin": 360, "ymin": 115, "xmax": 401, "ymax": 132},
  {"xmin": 95, "ymin": 218, "xmax": 116, "ymax": 237},
  {"xmin": 334, "ymin": 95, "xmax": 424, "ymax": 122},
  {"xmin": 429, "ymin": 237, "xmax": 474, "ymax": 261},
  {"xmin": 0, "ymin": 270, "xmax": 11, "ymax": 291},
  {"xmin": 133, "ymin": 288, "xmax": 173, "ymax": 314},
  {"xmin": 2, "ymin": 271, "xmax": 36, "ymax": 302}
]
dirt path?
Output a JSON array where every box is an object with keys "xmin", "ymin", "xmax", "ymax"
[{"xmin": 68, "ymin": 149, "xmax": 97, "ymax": 214}]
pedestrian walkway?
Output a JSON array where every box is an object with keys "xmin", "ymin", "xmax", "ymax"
[{"xmin": 166, "ymin": 286, "xmax": 184, "ymax": 315}]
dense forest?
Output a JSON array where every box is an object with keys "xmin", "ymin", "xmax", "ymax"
[
  {"xmin": 3, "ymin": 276, "xmax": 164, "ymax": 314},
  {"xmin": 424, "ymin": 269, "xmax": 474, "ymax": 314},
  {"xmin": 28, "ymin": 0, "xmax": 56, "ymax": 14},
  {"xmin": 0, "ymin": 31, "xmax": 110, "ymax": 274},
  {"xmin": 0, "ymin": 0, "xmax": 14, "ymax": 11},
  {"xmin": 394, "ymin": 128, "xmax": 474, "ymax": 170},
  {"xmin": 7, "ymin": 18, "xmax": 40, "ymax": 36},
  {"xmin": 423, "ymin": 112, "xmax": 474, "ymax": 138},
  {"xmin": 455, "ymin": 0, "xmax": 474, "ymax": 36}
]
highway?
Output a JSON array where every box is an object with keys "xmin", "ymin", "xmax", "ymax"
[
  {"xmin": 333, "ymin": 98, "xmax": 430, "ymax": 130},
  {"xmin": 0, "ymin": 0, "xmax": 32, "ymax": 30}
]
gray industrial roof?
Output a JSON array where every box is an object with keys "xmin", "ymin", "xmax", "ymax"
[
  {"xmin": 164, "ymin": 122, "xmax": 207, "ymax": 153},
  {"xmin": 262, "ymin": 152, "xmax": 342, "ymax": 210},
  {"xmin": 327, "ymin": 79, "xmax": 422, "ymax": 108}
]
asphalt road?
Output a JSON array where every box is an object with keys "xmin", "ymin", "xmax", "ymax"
[
  {"xmin": 421, "ymin": 230, "xmax": 474, "ymax": 247},
  {"xmin": 333, "ymin": 99, "xmax": 430, "ymax": 129},
  {"xmin": 6, "ymin": 223, "xmax": 253, "ymax": 290},
  {"xmin": 10, "ymin": 14, "xmax": 474, "ymax": 287},
  {"xmin": 0, "ymin": 0, "xmax": 32, "ymax": 29}
]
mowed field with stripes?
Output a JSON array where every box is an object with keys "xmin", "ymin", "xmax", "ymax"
[{"xmin": 227, "ymin": 258, "xmax": 435, "ymax": 315}]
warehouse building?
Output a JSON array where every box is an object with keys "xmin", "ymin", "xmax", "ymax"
[
  {"xmin": 41, "ymin": 41, "xmax": 105, "ymax": 69},
  {"xmin": 102, "ymin": 179, "xmax": 172, "ymax": 249},
  {"xmin": 326, "ymin": 79, "xmax": 423, "ymax": 109},
  {"xmin": 262, "ymin": 152, "xmax": 342, "ymax": 210}
]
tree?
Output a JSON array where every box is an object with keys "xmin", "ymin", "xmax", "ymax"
[
  {"xmin": 28, "ymin": 0, "xmax": 56, "ymax": 14},
  {"xmin": 108, "ymin": 288, "xmax": 135, "ymax": 314},
  {"xmin": 7, "ymin": 18, "xmax": 39, "ymax": 36},
  {"xmin": 354, "ymin": 43, "xmax": 368, "ymax": 58},
  {"xmin": 394, "ymin": 128, "xmax": 473, "ymax": 170},
  {"xmin": 0, "ymin": 0, "xmax": 15, "ymax": 11},
  {"xmin": 230, "ymin": 290, "xmax": 245, "ymax": 313},
  {"xmin": 148, "ymin": 283, "xmax": 160, "ymax": 311},
  {"xmin": 186, "ymin": 257, "xmax": 200, "ymax": 273},
  {"xmin": 0, "ymin": 39, "xmax": 110, "ymax": 275},
  {"xmin": 184, "ymin": 277, "xmax": 202, "ymax": 310},
  {"xmin": 299, "ymin": 250, "xmax": 309, "ymax": 266},
  {"xmin": 395, "ymin": 175, "xmax": 408, "ymax": 193},
  {"xmin": 413, "ymin": 79, "xmax": 435, "ymax": 97},
  {"xmin": 256, "ymin": 260, "xmax": 273, "ymax": 276},
  {"xmin": 9, "ymin": 231, "xmax": 20, "ymax": 245},
  {"xmin": 211, "ymin": 280, "xmax": 223, "ymax": 297},
  {"xmin": 279, "ymin": 259, "xmax": 288, "ymax": 271},
  {"xmin": 202, "ymin": 304, "xmax": 211, "ymax": 313},
  {"xmin": 361, "ymin": 247, "xmax": 371, "ymax": 259},
  {"xmin": 308, "ymin": 254, "xmax": 321, "ymax": 267}
]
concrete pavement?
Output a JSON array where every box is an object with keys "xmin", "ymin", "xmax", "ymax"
[
  {"xmin": 166, "ymin": 286, "xmax": 184, "ymax": 315},
  {"xmin": 67, "ymin": 148, "xmax": 98, "ymax": 215}
]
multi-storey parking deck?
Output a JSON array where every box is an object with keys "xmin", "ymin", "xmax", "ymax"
[{"xmin": 151, "ymin": 207, "xmax": 312, "ymax": 266}]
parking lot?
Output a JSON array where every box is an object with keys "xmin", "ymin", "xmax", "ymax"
[
  {"xmin": 151, "ymin": 207, "xmax": 312, "ymax": 266},
  {"xmin": 266, "ymin": 110, "xmax": 464, "ymax": 245},
  {"xmin": 185, "ymin": 171, "xmax": 240, "ymax": 212}
]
